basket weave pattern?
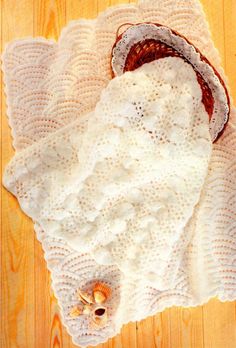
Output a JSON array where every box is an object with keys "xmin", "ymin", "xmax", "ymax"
[{"xmin": 123, "ymin": 38, "xmax": 214, "ymax": 117}]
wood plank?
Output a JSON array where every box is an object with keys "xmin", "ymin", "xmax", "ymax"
[
  {"xmin": 34, "ymin": 0, "xmax": 66, "ymax": 39},
  {"xmin": 97, "ymin": 0, "xmax": 110, "ymax": 13},
  {"xmin": 159, "ymin": 309, "xmax": 172, "ymax": 348},
  {"xmin": 137, "ymin": 317, "xmax": 156, "ymax": 348},
  {"xmin": 169, "ymin": 306, "xmax": 204, "ymax": 348},
  {"xmin": 66, "ymin": 0, "xmax": 98, "ymax": 21},
  {"xmin": 0, "ymin": 5, "xmax": 2, "ymax": 346},
  {"xmin": 223, "ymin": 0, "xmax": 236, "ymax": 101},
  {"xmin": 200, "ymin": 0, "xmax": 225, "ymax": 69},
  {"xmin": 137, "ymin": 309, "xmax": 172, "ymax": 348},
  {"xmin": 33, "ymin": 2, "xmax": 67, "ymax": 348},
  {"xmin": 203, "ymin": 298, "xmax": 236, "ymax": 348},
  {"xmin": 98, "ymin": 322, "xmax": 137, "ymax": 348},
  {"xmin": 110, "ymin": 0, "xmax": 129, "ymax": 4},
  {"xmin": 1, "ymin": 2, "xmax": 35, "ymax": 348}
]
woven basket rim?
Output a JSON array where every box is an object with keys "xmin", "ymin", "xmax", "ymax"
[{"xmin": 110, "ymin": 22, "xmax": 230, "ymax": 141}]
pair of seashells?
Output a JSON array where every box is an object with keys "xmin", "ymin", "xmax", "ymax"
[{"xmin": 70, "ymin": 282, "xmax": 111, "ymax": 328}]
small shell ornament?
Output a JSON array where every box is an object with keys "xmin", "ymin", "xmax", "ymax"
[
  {"xmin": 77, "ymin": 289, "xmax": 94, "ymax": 304},
  {"xmin": 83, "ymin": 304, "xmax": 92, "ymax": 315},
  {"xmin": 70, "ymin": 304, "xmax": 83, "ymax": 317},
  {"xmin": 91, "ymin": 305, "xmax": 108, "ymax": 328},
  {"xmin": 93, "ymin": 282, "xmax": 111, "ymax": 304},
  {"xmin": 70, "ymin": 282, "xmax": 111, "ymax": 328}
]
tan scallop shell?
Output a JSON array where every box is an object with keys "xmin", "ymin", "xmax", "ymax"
[
  {"xmin": 93, "ymin": 282, "xmax": 111, "ymax": 304},
  {"xmin": 83, "ymin": 304, "xmax": 92, "ymax": 315},
  {"xmin": 77, "ymin": 289, "xmax": 94, "ymax": 305},
  {"xmin": 70, "ymin": 304, "xmax": 83, "ymax": 317}
]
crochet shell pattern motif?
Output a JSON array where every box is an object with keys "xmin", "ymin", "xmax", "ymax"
[{"xmin": 2, "ymin": 0, "xmax": 236, "ymax": 347}]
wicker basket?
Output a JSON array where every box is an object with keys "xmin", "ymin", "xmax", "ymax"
[{"xmin": 111, "ymin": 23, "xmax": 230, "ymax": 141}]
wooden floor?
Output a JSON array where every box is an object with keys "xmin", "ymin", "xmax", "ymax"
[{"xmin": 1, "ymin": 0, "xmax": 236, "ymax": 347}]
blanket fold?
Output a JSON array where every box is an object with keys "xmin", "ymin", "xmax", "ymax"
[{"xmin": 2, "ymin": 0, "xmax": 236, "ymax": 346}]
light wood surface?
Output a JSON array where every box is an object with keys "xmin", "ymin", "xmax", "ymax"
[{"xmin": 1, "ymin": 1, "xmax": 236, "ymax": 347}]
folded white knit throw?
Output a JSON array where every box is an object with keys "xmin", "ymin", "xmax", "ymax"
[{"xmin": 2, "ymin": 0, "xmax": 236, "ymax": 346}]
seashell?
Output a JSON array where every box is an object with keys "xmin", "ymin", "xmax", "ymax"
[
  {"xmin": 70, "ymin": 304, "xmax": 83, "ymax": 317},
  {"xmin": 93, "ymin": 290, "xmax": 106, "ymax": 304},
  {"xmin": 91, "ymin": 314, "xmax": 108, "ymax": 328},
  {"xmin": 83, "ymin": 304, "xmax": 92, "ymax": 315},
  {"xmin": 91, "ymin": 305, "xmax": 108, "ymax": 328},
  {"xmin": 77, "ymin": 289, "xmax": 94, "ymax": 305},
  {"xmin": 93, "ymin": 282, "xmax": 111, "ymax": 304},
  {"xmin": 93, "ymin": 306, "xmax": 107, "ymax": 317}
]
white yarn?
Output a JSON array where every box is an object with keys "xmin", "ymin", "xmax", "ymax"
[
  {"xmin": 4, "ymin": 57, "xmax": 212, "ymax": 291},
  {"xmin": 2, "ymin": 0, "xmax": 236, "ymax": 347},
  {"xmin": 2, "ymin": 0, "xmax": 222, "ymax": 152}
]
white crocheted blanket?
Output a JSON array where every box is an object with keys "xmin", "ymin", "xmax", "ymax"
[{"xmin": 2, "ymin": 0, "xmax": 236, "ymax": 347}]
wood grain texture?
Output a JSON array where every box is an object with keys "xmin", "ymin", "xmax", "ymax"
[
  {"xmin": 33, "ymin": 2, "xmax": 68, "ymax": 346},
  {"xmin": 1, "ymin": 1, "xmax": 236, "ymax": 347},
  {"xmin": 1, "ymin": 2, "xmax": 36, "ymax": 348}
]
